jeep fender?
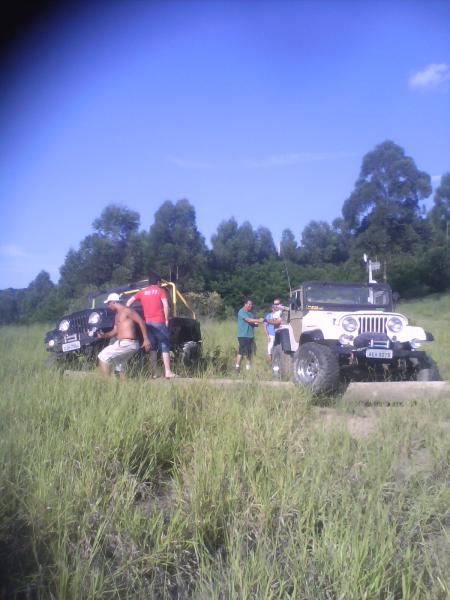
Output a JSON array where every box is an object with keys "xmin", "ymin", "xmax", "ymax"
[
  {"xmin": 274, "ymin": 326, "xmax": 297, "ymax": 353},
  {"xmin": 299, "ymin": 329, "xmax": 324, "ymax": 344},
  {"xmin": 395, "ymin": 325, "xmax": 427, "ymax": 343}
]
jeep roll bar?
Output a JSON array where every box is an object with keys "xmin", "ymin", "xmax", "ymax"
[
  {"xmin": 160, "ymin": 281, "xmax": 196, "ymax": 319},
  {"xmin": 91, "ymin": 280, "xmax": 196, "ymax": 319}
]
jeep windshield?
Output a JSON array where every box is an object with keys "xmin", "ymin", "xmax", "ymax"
[{"xmin": 302, "ymin": 282, "xmax": 393, "ymax": 311}]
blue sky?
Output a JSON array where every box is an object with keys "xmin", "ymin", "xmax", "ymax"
[{"xmin": 1, "ymin": 1, "xmax": 449, "ymax": 289}]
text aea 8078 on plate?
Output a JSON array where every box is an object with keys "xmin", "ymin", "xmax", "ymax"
[
  {"xmin": 62, "ymin": 340, "xmax": 81, "ymax": 352},
  {"xmin": 365, "ymin": 349, "xmax": 393, "ymax": 359}
]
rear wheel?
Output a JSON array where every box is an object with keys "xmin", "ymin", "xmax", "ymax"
[
  {"xmin": 182, "ymin": 341, "xmax": 201, "ymax": 369},
  {"xmin": 272, "ymin": 345, "xmax": 292, "ymax": 380},
  {"xmin": 292, "ymin": 342, "xmax": 339, "ymax": 394}
]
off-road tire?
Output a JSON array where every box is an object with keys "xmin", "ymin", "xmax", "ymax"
[
  {"xmin": 272, "ymin": 345, "xmax": 292, "ymax": 380},
  {"xmin": 416, "ymin": 356, "xmax": 441, "ymax": 381},
  {"xmin": 292, "ymin": 342, "xmax": 339, "ymax": 394},
  {"xmin": 182, "ymin": 341, "xmax": 201, "ymax": 369}
]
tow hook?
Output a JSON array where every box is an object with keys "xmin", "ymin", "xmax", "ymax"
[{"xmin": 349, "ymin": 352, "xmax": 358, "ymax": 365}]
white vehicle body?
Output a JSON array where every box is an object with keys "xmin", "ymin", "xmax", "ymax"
[
  {"xmin": 272, "ymin": 278, "xmax": 438, "ymax": 393},
  {"xmin": 301, "ymin": 310, "xmax": 427, "ymax": 346}
]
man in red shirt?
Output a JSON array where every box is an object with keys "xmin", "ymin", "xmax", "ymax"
[{"xmin": 126, "ymin": 272, "xmax": 176, "ymax": 378}]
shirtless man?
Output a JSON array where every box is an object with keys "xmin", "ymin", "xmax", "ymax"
[{"xmin": 97, "ymin": 293, "xmax": 151, "ymax": 380}]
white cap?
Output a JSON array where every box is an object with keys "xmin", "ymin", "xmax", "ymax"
[{"xmin": 104, "ymin": 293, "xmax": 121, "ymax": 304}]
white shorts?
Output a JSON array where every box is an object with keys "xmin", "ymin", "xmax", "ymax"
[
  {"xmin": 98, "ymin": 338, "xmax": 140, "ymax": 372},
  {"xmin": 267, "ymin": 335, "xmax": 275, "ymax": 355}
]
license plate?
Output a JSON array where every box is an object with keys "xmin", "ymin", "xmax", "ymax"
[
  {"xmin": 62, "ymin": 340, "xmax": 81, "ymax": 352},
  {"xmin": 366, "ymin": 349, "xmax": 393, "ymax": 359}
]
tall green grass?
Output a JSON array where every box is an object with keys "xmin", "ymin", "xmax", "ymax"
[
  {"xmin": 0, "ymin": 298, "xmax": 449, "ymax": 599},
  {"xmin": 397, "ymin": 294, "xmax": 450, "ymax": 379}
]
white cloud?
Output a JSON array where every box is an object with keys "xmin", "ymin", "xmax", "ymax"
[
  {"xmin": 165, "ymin": 155, "xmax": 220, "ymax": 169},
  {"xmin": 0, "ymin": 245, "xmax": 60, "ymax": 288},
  {"xmin": 431, "ymin": 174, "xmax": 442, "ymax": 185},
  {"xmin": 0, "ymin": 244, "xmax": 30, "ymax": 257},
  {"xmin": 0, "ymin": 258, "xmax": 59, "ymax": 288},
  {"xmin": 166, "ymin": 151, "xmax": 353, "ymax": 170},
  {"xmin": 409, "ymin": 63, "xmax": 450, "ymax": 89},
  {"xmin": 242, "ymin": 151, "xmax": 353, "ymax": 168}
]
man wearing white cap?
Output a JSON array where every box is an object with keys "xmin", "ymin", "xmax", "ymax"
[{"xmin": 97, "ymin": 293, "xmax": 151, "ymax": 380}]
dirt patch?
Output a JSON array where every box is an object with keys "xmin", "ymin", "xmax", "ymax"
[
  {"xmin": 425, "ymin": 528, "xmax": 450, "ymax": 586},
  {"xmin": 314, "ymin": 408, "xmax": 378, "ymax": 440},
  {"xmin": 136, "ymin": 473, "xmax": 178, "ymax": 521},
  {"xmin": 392, "ymin": 446, "xmax": 435, "ymax": 482},
  {"xmin": 346, "ymin": 414, "xmax": 378, "ymax": 439}
]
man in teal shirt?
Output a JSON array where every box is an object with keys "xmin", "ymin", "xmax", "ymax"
[{"xmin": 235, "ymin": 298, "xmax": 264, "ymax": 372}]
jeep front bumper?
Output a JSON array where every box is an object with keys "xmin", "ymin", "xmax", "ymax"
[
  {"xmin": 336, "ymin": 338, "xmax": 428, "ymax": 364},
  {"xmin": 45, "ymin": 329, "xmax": 103, "ymax": 354}
]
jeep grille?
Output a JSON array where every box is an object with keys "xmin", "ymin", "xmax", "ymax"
[
  {"xmin": 68, "ymin": 315, "xmax": 89, "ymax": 335},
  {"xmin": 357, "ymin": 316, "xmax": 387, "ymax": 334}
]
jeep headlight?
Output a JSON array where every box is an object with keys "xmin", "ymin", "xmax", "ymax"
[
  {"xmin": 58, "ymin": 319, "xmax": 70, "ymax": 332},
  {"xmin": 342, "ymin": 316, "xmax": 358, "ymax": 333},
  {"xmin": 387, "ymin": 317, "xmax": 403, "ymax": 333},
  {"xmin": 88, "ymin": 312, "xmax": 101, "ymax": 325}
]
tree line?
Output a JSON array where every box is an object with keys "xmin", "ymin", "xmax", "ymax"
[{"xmin": 1, "ymin": 140, "xmax": 449, "ymax": 325}]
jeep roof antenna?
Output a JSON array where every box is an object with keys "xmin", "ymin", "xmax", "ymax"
[
  {"xmin": 279, "ymin": 242, "xmax": 292, "ymax": 295},
  {"xmin": 363, "ymin": 253, "xmax": 380, "ymax": 284}
]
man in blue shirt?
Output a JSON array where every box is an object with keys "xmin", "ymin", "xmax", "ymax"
[
  {"xmin": 264, "ymin": 298, "xmax": 283, "ymax": 362},
  {"xmin": 235, "ymin": 298, "xmax": 264, "ymax": 372}
]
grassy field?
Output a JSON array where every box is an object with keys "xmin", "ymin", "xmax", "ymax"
[{"xmin": 0, "ymin": 295, "xmax": 449, "ymax": 599}]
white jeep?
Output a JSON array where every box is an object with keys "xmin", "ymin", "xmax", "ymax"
[{"xmin": 272, "ymin": 269, "xmax": 440, "ymax": 394}]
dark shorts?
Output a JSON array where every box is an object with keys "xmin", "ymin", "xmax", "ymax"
[
  {"xmin": 238, "ymin": 337, "xmax": 255, "ymax": 357},
  {"xmin": 146, "ymin": 322, "xmax": 170, "ymax": 353}
]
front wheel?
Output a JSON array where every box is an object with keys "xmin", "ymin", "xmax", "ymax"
[
  {"xmin": 416, "ymin": 356, "xmax": 441, "ymax": 381},
  {"xmin": 292, "ymin": 342, "xmax": 339, "ymax": 394},
  {"xmin": 272, "ymin": 345, "xmax": 292, "ymax": 380}
]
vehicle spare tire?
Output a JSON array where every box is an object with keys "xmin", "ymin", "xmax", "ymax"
[
  {"xmin": 292, "ymin": 342, "xmax": 339, "ymax": 394},
  {"xmin": 272, "ymin": 345, "xmax": 292, "ymax": 380}
]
